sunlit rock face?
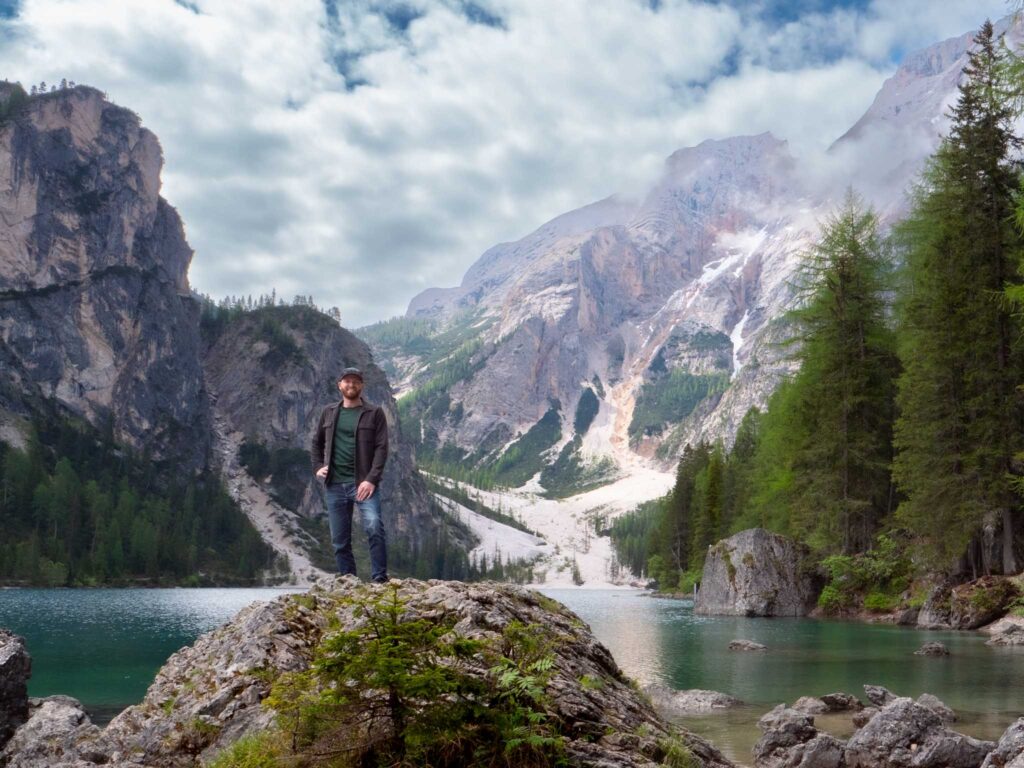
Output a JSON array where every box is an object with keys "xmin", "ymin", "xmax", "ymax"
[{"xmin": 0, "ymin": 84, "xmax": 210, "ymax": 469}]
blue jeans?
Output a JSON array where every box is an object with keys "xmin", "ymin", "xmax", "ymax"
[{"xmin": 325, "ymin": 482, "xmax": 388, "ymax": 582}]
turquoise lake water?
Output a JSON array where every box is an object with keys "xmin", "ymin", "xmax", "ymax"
[{"xmin": 1, "ymin": 586, "xmax": 1021, "ymax": 765}]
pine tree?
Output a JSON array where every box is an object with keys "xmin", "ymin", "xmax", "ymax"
[
  {"xmin": 893, "ymin": 20, "xmax": 1023, "ymax": 574},
  {"xmin": 746, "ymin": 195, "xmax": 897, "ymax": 554}
]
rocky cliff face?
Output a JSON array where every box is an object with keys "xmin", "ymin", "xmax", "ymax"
[
  {"xmin": 0, "ymin": 84, "xmax": 210, "ymax": 469},
  {"xmin": 364, "ymin": 17, "xmax": 1021, "ymax": 494}
]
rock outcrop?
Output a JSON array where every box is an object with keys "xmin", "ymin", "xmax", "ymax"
[
  {"xmin": 0, "ymin": 580, "xmax": 737, "ymax": 768},
  {"xmin": 846, "ymin": 697, "xmax": 993, "ymax": 768},
  {"xmin": 0, "ymin": 630, "xmax": 30, "ymax": 749},
  {"xmin": 695, "ymin": 529, "xmax": 819, "ymax": 617},
  {"xmin": 0, "ymin": 84, "xmax": 210, "ymax": 469},
  {"xmin": 918, "ymin": 577, "xmax": 1020, "ymax": 630},
  {"xmin": 753, "ymin": 705, "xmax": 846, "ymax": 768}
]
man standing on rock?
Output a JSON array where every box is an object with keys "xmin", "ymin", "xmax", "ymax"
[{"xmin": 310, "ymin": 367, "xmax": 389, "ymax": 583}]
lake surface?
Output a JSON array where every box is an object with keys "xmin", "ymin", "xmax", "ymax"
[{"xmin": 1, "ymin": 586, "xmax": 1021, "ymax": 765}]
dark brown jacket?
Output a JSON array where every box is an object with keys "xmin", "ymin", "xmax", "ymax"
[{"xmin": 310, "ymin": 400, "xmax": 389, "ymax": 486}]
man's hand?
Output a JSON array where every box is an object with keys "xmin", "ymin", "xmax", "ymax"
[
  {"xmin": 315, "ymin": 465, "xmax": 328, "ymax": 481},
  {"xmin": 356, "ymin": 481, "xmax": 375, "ymax": 501}
]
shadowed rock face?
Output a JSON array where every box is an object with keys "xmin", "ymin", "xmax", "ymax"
[
  {"xmin": 0, "ymin": 630, "xmax": 30, "ymax": 749},
  {"xmin": 0, "ymin": 85, "xmax": 210, "ymax": 469},
  {"xmin": 695, "ymin": 528, "xmax": 819, "ymax": 617},
  {"xmin": 0, "ymin": 579, "xmax": 738, "ymax": 768}
]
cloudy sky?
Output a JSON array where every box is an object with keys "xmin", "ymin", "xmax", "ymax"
[{"xmin": 0, "ymin": 0, "xmax": 1012, "ymax": 324}]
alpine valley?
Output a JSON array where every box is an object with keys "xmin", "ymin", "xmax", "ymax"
[{"xmin": 0, "ymin": 14, "xmax": 1021, "ymax": 590}]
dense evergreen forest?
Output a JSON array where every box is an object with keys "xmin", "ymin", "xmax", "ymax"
[
  {"xmin": 612, "ymin": 22, "xmax": 1024, "ymax": 600},
  {"xmin": 0, "ymin": 413, "xmax": 277, "ymax": 586}
]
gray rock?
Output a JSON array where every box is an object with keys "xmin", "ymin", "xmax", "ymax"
[
  {"xmin": 695, "ymin": 529, "xmax": 818, "ymax": 617},
  {"xmin": 982, "ymin": 717, "xmax": 1024, "ymax": 768},
  {"xmin": 986, "ymin": 624, "xmax": 1024, "ymax": 647},
  {"xmin": 853, "ymin": 707, "xmax": 879, "ymax": 729},
  {"xmin": 753, "ymin": 704, "xmax": 845, "ymax": 768},
  {"xmin": 914, "ymin": 642, "xmax": 950, "ymax": 657},
  {"xmin": 645, "ymin": 685, "xmax": 743, "ymax": 713},
  {"xmin": 729, "ymin": 639, "xmax": 768, "ymax": 652},
  {"xmin": 846, "ymin": 697, "xmax": 994, "ymax": 768},
  {"xmin": 820, "ymin": 692, "xmax": 864, "ymax": 712},
  {"xmin": 916, "ymin": 693, "xmax": 956, "ymax": 724},
  {"xmin": 0, "ymin": 695, "xmax": 103, "ymax": 768},
  {"xmin": 792, "ymin": 696, "xmax": 828, "ymax": 714},
  {"xmin": 0, "ymin": 630, "xmax": 31, "ymax": 749},
  {"xmin": 864, "ymin": 684, "xmax": 896, "ymax": 707},
  {"xmin": 918, "ymin": 578, "xmax": 1019, "ymax": 631}
]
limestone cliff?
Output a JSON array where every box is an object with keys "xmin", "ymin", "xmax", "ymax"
[{"xmin": 0, "ymin": 83, "xmax": 209, "ymax": 469}]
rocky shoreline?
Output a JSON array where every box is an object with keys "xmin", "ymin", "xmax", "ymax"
[{"xmin": 0, "ymin": 577, "xmax": 736, "ymax": 768}]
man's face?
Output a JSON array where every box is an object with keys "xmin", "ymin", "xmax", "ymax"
[{"xmin": 338, "ymin": 375, "xmax": 363, "ymax": 399}]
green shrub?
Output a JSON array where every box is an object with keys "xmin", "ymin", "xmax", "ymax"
[
  {"xmin": 863, "ymin": 591, "xmax": 899, "ymax": 613},
  {"xmin": 265, "ymin": 586, "xmax": 567, "ymax": 767},
  {"xmin": 208, "ymin": 732, "xmax": 283, "ymax": 768},
  {"xmin": 817, "ymin": 585, "xmax": 849, "ymax": 614}
]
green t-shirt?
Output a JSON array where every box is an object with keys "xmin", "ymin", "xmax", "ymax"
[{"xmin": 331, "ymin": 406, "xmax": 361, "ymax": 483}]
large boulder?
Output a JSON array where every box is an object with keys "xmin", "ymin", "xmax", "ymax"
[
  {"xmin": 845, "ymin": 697, "xmax": 994, "ymax": 768},
  {"xmin": 0, "ymin": 630, "xmax": 31, "ymax": 749},
  {"xmin": 695, "ymin": 529, "xmax": 819, "ymax": 617},
  {"xmin": 1, "ymin": 578, "xmax": 737, "ymax": 768},
  {"xmin": 981, "ymin": 717, "xmax": 1024, "ymax": 768},
  {"xmin": 0, "ymin": 695, "xmax": 104, "ymax": 768}
]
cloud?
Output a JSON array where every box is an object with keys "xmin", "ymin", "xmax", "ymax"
[{"xmin": 0, "ymin": 0, "xmax": 1012, "ymax": 323}]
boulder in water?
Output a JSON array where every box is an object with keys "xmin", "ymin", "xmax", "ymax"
[
  {"xmin": 915, "ymin": 641, "xmax": 951, "ymax": 656},
  {"xmin": 695, "ymin": 529, "xmax": 819, "ymax": 617}
]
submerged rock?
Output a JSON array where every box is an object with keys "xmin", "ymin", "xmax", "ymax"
[
  {"xmin": 0, "ymin": 630, "xmax": 30, "ymax": 749},
  {"xmin": 0, "ymin": 578, "xmax": 737, "ymax": 768},
  {"xmin": 695, "ymin": 529, "xmax": 819, "ymax": 617},
  {"xmin": 729, "ymin": 639, "xmax": 768, "ymax": 652},
  {"xmin": 645, "ymin": 685, "xmax": 743, "ymax": 713},
  {"xmin": 915, "ymin": 642, "xmax": 951, "ymax": 657}
]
